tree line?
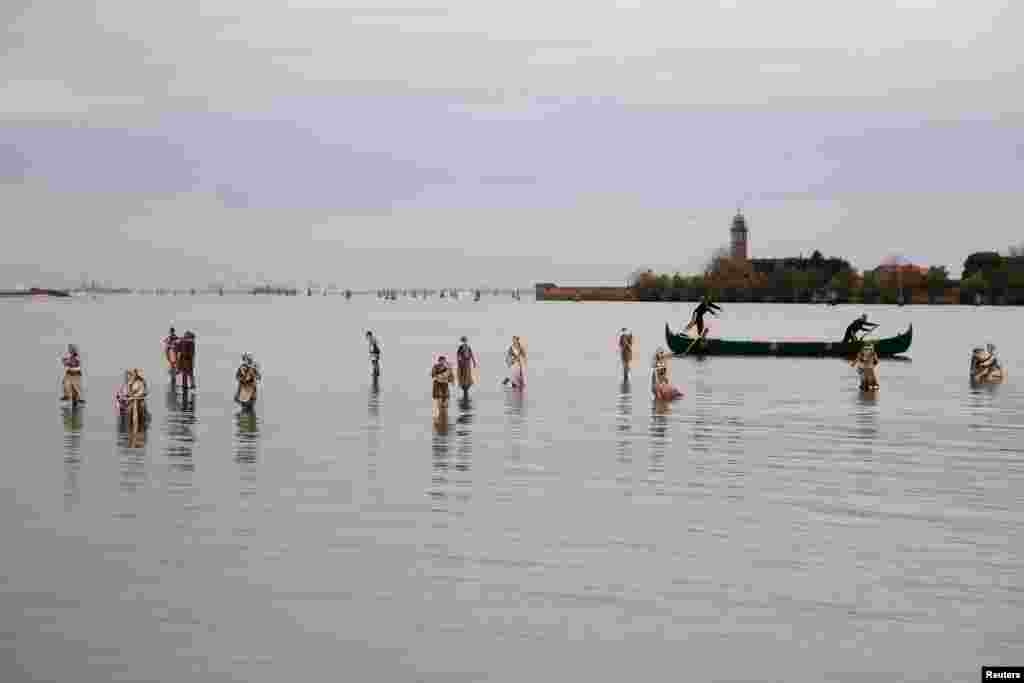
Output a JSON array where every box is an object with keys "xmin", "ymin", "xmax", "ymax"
[{"xmin": 630, "ymin": 246, "xmax": 1024, "ymax": 304}]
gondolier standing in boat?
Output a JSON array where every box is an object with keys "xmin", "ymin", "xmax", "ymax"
[
  {"xmin": 842, "ymin": 314, "xmax": 878, "ymax": 345},
  {"xmin": 684, "ymin": 297, "xmax": 722, "ymax": 338}
]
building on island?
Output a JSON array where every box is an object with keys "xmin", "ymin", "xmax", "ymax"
[{"xmin": 729, "ymin": 209, "xmax": 749, "ymax": 261}]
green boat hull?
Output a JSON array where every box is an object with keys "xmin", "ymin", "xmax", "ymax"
[{"xmin": 665, "ymin": 323, "xmax": 912, "ymax": 357}]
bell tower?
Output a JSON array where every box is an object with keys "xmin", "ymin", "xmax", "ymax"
[{"xmin": 730, "ymin": 206, "xmax": 749, "ymax": 260}]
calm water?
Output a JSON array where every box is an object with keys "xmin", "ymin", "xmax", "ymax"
[{"xmin": 1, "ymin": 296, "xmax": 1022, "ymax": 682}]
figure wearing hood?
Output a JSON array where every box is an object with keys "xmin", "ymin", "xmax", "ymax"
[{"xmin": 235, "ymin": 353, "xmax": 262, "ymax": 405}]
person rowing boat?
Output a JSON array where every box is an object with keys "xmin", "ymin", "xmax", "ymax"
[
  {"xmin": 843, "ymin": 314, "xmax": 878, "ymax": 345},
  {"xmin": 684, "ymin": 297, "xmax": 722, "ymax": 338}
]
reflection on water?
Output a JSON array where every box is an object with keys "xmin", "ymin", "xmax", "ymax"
[
  {"xmin": 6, "ymin": 302, "xmax": 1024, "ymax": 683},
  {"xmin": 164, "ymin": 387, "xmax": 196, "ymax": 473},
  {"xmin": 430, "ymin": 417, "xmax": 452, "ymax": 514},
  {"xmin": 455, "ymin": 397, "xmax": 474, "ymax": 472},
  {"xmin": 648, "ymin": 401, "xmax": 669, "ymax": 491},
  {"xmin": 722, "ymin": 409, "xmax": 745, "ymax": 503},
  {"xmin": 852, "ymin": 392, "xmax": 880, "ymax": 499},
  {"xmin": 616, "ymin": 379, "xmax": 632, "ymax": 465},
  {"xmin": 61, "ymin": 405, "xmax": 83, "ymax": 510},
  {"xmin": 366, "ymin": 378, "xmax": 381, "ymax": 481},
  {"xmin": 235, "ymin": 410, "xmax": 260, "ymax": 464},
  {"xmin": 117, "ymin": 429, "xmax": 147, "ymax": 496},
  {"xmin": 235, "ymin": 409, "xmax": 260, "ymax": 500},
  {"xmin": 691, "ymin": 382, "xmax": 712, "ymax": 455},
  {"xmin": 504, "ymin": 388, "xmax": 525, "ymax": 440}
]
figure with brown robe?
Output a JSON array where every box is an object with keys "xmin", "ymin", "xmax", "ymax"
[
  {"xmin": 60, "ymin": 344, "xmax": 84, "ymax": 405},
  {"xmin": 970, "ymin": 344, "xmax": 1005, "ymax": 384},
  {"xmin": 455, "ymin": 337, "xmax": 477, "ymax": 399},
  {"xmin": 176, "ymin": 331, "xmax": 197, "ymax": 391},
  {"xmin": 162, "ymin": 327, "xmax": 179, "ymax": 380},
  {"xmin": 235, "ymin": 353, "xmax": 262, "ymax": 408},
  {"xmin": 431, "ymin": 355, "xmax": 455, "ymax": 421},
  {"xmin": 850, "ymin": 342, "xmax": 880, "ymax": 391},
  {"xmin": 502, "ymin": 336, "xmax": 527, "ymax": 389},
  {"xmin": 618, "ymin": 328, "xmax": 634, "ymax": 379},
  {"xmin": 125, "ymin": 368, "xmax": 149, "ymax": 430}
]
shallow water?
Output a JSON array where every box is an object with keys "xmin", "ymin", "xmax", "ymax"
[{"xmin": 1, "ymin": 296, "xmax": 1022, "ymax": 682}]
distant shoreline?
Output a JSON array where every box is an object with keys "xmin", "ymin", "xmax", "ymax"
[{"xmin": 534, "ymin": 284, "xmax": 1017, "ymax": 305}]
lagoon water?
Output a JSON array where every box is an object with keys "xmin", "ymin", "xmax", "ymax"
[{"xmin": 1, "ymin": 296, "xmax": 1022, "ymax": 682}]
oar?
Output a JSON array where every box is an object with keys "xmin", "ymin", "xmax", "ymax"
[{"xmin": 682, "ymin": 328, "xmax": 709, "ymax": 356}]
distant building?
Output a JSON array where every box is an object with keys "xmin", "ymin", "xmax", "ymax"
[
  {"xmin": 730, "ymin": 209, "xmax": 749, "ymax": 261},
  {"xmin": 874, "ymin": 263, "xmax": 928, "ymax": 276},
  {"xmin": 534, "ymin": 282, "xmax": 557, "ymax": 300}
]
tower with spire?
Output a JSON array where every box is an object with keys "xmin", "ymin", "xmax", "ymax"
[{"xmin": 730, "ymin": 205, "xmax": 749, "ymax": 260}]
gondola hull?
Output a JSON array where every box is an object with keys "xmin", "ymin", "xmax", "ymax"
[{"xmin": 665, "ymin": 323, "xmax": 912, "ymax": 357}]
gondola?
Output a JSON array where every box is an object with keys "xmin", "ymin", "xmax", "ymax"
[{"xmin": 665, "ymin": 323, "xmax": 912, "ymax": 357}]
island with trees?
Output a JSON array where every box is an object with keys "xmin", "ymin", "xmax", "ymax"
[{"xmin": 536, "ymin": 244, "xmax": 1024, "ymax": 305}]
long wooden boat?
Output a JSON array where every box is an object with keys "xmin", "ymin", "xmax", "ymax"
[
  {"xmin": 665, "ymin": 323, "xmax": 912, "ymax": 357},
  {"xmin": 0, "ymin": 288, "xmax": 71, "ymax": 298}
]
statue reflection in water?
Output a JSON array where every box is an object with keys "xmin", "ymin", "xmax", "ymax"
[
  {"xmin": 455, "ymin": 396, "xmax": 474, "ymax": 472},
  {"xmin": 234, "ymin": 408, "xmax": 260, "ymax": 499},
  {"xmin": 504, "ymin": 385, "xmax": 525, "ymax": 443},
  {"xmin": 851, "ymin": 391, "xmax": 881, "ymax": 498},
  {"xmin": 649, "ymin": 395, "xmax": 670, "ymax": 486},
  {"xmin": 367, "ymin": 377, "xmax": 381, "ymax": 481},
  {"xmin": 61, "ymin": 403, "xmax": 83, "ymax": 509},
  {"xmin": 616, "ymin": 377, "xmax": 633, "ymax": 464},
  {"xmin": 235, "ymin": 408, "xmax": 260, "ymax": 463},
  {"xmin": 430, "ymin": 409, "xmax": 452, "ymax": 514},
  {"xmin": 164, "ymin": 385, "xmax": 196, "ymax": 472}
]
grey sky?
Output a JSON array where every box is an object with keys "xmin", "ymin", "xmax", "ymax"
[{"xmin": 2, "ymin": 0, "xmax": 1022, "ymax": 288}]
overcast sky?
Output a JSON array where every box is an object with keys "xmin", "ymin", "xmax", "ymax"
[{"xmin": 2, "ymin": 0, "xmax": 1022, "ymax": 288}]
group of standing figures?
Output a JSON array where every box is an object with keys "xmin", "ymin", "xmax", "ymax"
[
  {"xmin": 57, "ymin": 309, "xmax": 1009, "ymax": 441},
  {"xmin": 617, "ymin": 328, "xmax": 684, "ymax": 401},
  {"xmin": 59, "ymin": 326, "xmax": 263, "ymax": 438},
  {"xmin": 427, "ymin": 334, "xmax": 527, "ymax": 422}
]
